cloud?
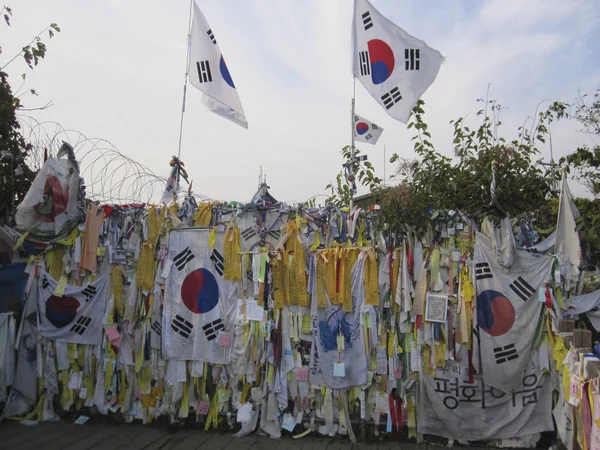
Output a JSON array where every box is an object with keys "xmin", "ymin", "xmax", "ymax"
[{"xmin": 5, "ymin": 0, "xmax": 600, "ymax": 203}]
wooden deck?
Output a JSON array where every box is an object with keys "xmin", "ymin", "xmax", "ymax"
[{"xmin": 0, "ymin": 420, "xmax": 531, "ymax": 450}]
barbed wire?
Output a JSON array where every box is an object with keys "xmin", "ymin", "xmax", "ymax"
[{"xmin": 18, "ymin": 116, "xmax": 214, "ymax": 205}]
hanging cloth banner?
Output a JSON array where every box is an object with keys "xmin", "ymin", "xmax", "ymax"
[
  {"xmin": 311, "ymin": 251, "xmax": 368, "ymax": 389},
  {"xmin": 474, "ymin": 232, "xmax": 552, "ymax": 392},
  {"xmin": 418, "ymin": 358, "xmax": 553, "ymax": 440},
  {"xmin": 163, "ymin": 228, "xmax": 234, "ymax": 363},
  {"xmin": 37, "ymin": 271, "xmax": 108, "ymax": 345}
]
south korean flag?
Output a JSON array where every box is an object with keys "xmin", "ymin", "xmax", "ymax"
[
  {"xmin": 163, "ymin": 228, "xmax": 235, "ymax": 363},
  {"xmin": 352, "ymin": 0, "xmax": 443, "ymax": 123},
  {"xmin": 354, "ymin": 113, "xmax": 384, "ymax": 145},
  {"xmin": 37, "ymin": 271, "xmax": 108, "ymax": 345},
  {"xmin": 188, "ymin": 2, "xmax": 248, "ymax": 128},
  {"xmin": 474, "ymin": 232, "xmax": 552, "ymax": 393}
]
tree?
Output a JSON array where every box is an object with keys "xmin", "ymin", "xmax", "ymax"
[
  {"xmin": 561, "ymin": 88, "xmax": 600, "ymax": 196},
  {"xmin": 0, "ymin": 6, "xmax": 60, "ymax": 224},
  {"xmin": 379, "ymin": 97, "xmax": 567, "ymax": 235}
]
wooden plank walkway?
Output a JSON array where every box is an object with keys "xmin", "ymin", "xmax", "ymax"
[{"xmin": 0, "ymin": 420, "xmax": 529, "ymax": 450}]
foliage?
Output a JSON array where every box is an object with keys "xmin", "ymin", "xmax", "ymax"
[
  {"xmin": 561, "ymin": 88, "xmax": 600, "ymax": 197},
  {"xmin": 380, "ymin": 98, "xmax": 567, "ymax": 235},
  {"xmin": 0, "ymin": 6, "xmax": 60, "ymax": 224},
  {"xmin": 325, "ymin": 145, "xmax": 382, "ymax": 208}
]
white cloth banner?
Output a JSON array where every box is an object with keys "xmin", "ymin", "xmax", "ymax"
[
  {"xmin": 474, "ymin": 232, "xmax": 552, "ymax": 392},
  {"xmin": 352, "ymin": 0, "xmax": 443, "ymax": 123},
  {"xmin": 310, "ymin": 252, "xmax": 368, "ymax": 389},
  {"xmin": 163, "ymin": 228, "xmax": 235, "ymax": 363},
  {"xmin": 418, "ymin": 358, "xmax": 553, "ymax": 440},
  {"xmin": 15, "ymin": 156, "xmax": 80, "ymax": 239},
  {"xmin": 37, "ymin": 271, "xmax": 108, "ymax": 345},
  {"xmin": 189, "ymin": 2, "xmax": 248, "ymax": 128},
  {"xmin": 354, "ymin": 113, "xmax": 384, "ymax": 145},
  {"xmin": 556, "ymin": 174, "xmax": 581, "ymax": 290}
]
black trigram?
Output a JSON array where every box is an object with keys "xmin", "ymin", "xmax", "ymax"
[
  {"xmin": 381, "ymin": 87, "xmax": 402, "ymax": 110},
  {"xmin": 361, "ymin": 11, "xmax": 373, "ymax": 30},
  {"xmin": 364, "ymin": 133, "xmax": 373, "ymax": 141},
  {"xmin": 174, "ymin": 247, "xmax": 195, "ymax": 271},
  {"xmin": 196, "ymin": 60, "xmax": 213, "ymax": 83},
  {"xmin": 210, "ymin": 250, "xmax": 224, "ymax": 276},
  {"xmin": 371, "ymin": 123, "xmax": 378, "ymax": 130},
  {"xmin": 494, "ymin": 344, "xmax": 518, "ymax": 364},
  {"xmin": 510, "ymin": 277, "xmax": 536, "ymax": 302},
  {"xmin": 359, "ymin": 51, "xmax": 371, "ymax": 76},
  {"xmin": 202, "ymin": 318, "xmax": 224, "ymax": 341},
  {"xmin": 207, "ymin": 29, "xmax": 216, "ymax": 45},
  {"xmin": 172, "ymin": 314, "xmax": 193, "ymax": 339},
  {"xmin": 405, "ymin": 49, "xmax": 420, "ymax": 70},
  {"xmin": 354, "ymin": 115, "xmax": 359, "ymax": 122},
  {"xmin": 475, "ymin": 262, "xmax": 493, "ymax": 280},
  {"xmin": 241, "ymin": 227, "xmax": 257, "ymax": 241},
  {"xmin": 268, "ymin": 229, "xmax": 281, "ymax": 240},
  {"xmin": 151, "ymin": 320, "xmax": 162, "ymax": 335},
  {"xmin": 41, "ymin": 276, "xmax": 50, "ymax": 289},
  {"xmin": 70, "ymin": 316, "xmax": 92, "ymax": 335},
  {"xmin": 81, "ymin": 285, "xmax": 97, "ymax": 302}
]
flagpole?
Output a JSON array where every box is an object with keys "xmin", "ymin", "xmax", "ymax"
[
  {"xmin": 350, "ymin": 77, "xmax": 356, "ymax": 210},
  {"xmin": 175, "ymin": 0, "xmax": 194, "ymax": 193},
  {"xmin": 383, "ymin": 144, "xmax": 386, "ymax": 188}
]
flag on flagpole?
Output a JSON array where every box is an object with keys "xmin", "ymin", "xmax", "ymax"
[
  {"xmin": 353, "ymin": 113, "xmax": 383, "ymax": 145},
  {"xmin": 555, "ymin": 172, "xmax": 581, "ymax": 291},
  {"xmin": 352, "ymin": 0, "xmax": 443, "ymax": 124},
  {"xmin": 188, "ymin": 2, "xmax": 248, "ymax": 128}
]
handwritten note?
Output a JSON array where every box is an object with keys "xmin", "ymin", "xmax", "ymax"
[
  {"xmin": 236, "ymin": 403, "xmax": 252, "ymax": 423},
  {"xmin": 218, "ymin": 333, "xmax": 231, "ymax": 347},
  {"xmin": 245, "ymin": 299, "xmax": 265, "ymax": 322},
  {"xmin": 296, "ymin": 367, "xmax": 309, "ymax": 382},
  {"xmin": 54, "ymin": 275, "xmax": 69, "ymax": 297},
  {"xmin": 198, "ymin": 401, "xmax": 210, "ymax": 415},
  {"xmin": 106, "ymin": 326, "xmax": 120, "ymax": 341},
  {"xmin": 333, "ymin": 362, "xmax": 346, "ymax": 377}
]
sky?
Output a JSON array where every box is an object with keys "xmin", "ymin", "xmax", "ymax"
[{"xmin": 3, "ymin": 0, "xmax": 600, "ymax": 204}]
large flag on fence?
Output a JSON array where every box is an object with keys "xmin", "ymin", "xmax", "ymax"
[
  {"xmin": 163, "ymin": 228, "xmax": 235, "ymax": 363},
  {"xmin": 474, "ymin": 233, "xmax": 552, "ymax": 392},
  {"xmin": 419, "ymin": 357, "xmax": 553, "ymax": 440},
  {"xmin": 354, "ymin": 113, "xmax": 383, "ymax": 145},
  {"xmin": 188, "ymin": 2, "xmax": 248, "ymax": 128},
  {"xmin": 37, "ymin": 271, "xmax": 108, "ymax": 345},
  {"xmin": 352, "ymin": 0, "xmax": 443, "ymax": 123}
]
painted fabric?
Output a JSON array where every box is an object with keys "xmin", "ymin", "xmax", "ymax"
[{"xmin": 474, "ymin": 232, "xmax": 552, "ymax": 392}]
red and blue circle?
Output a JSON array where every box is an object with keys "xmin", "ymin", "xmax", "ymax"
[
  {"xmin": 219, "ymin": 56, "xmax": 236, "ymax": 89},
  {"xmin": 181, "ymin": 268, "xmax": 219, "ymax": 314},
  {"xmin": 46, "ymin": 295, "xmax": 80, "ymax": 328},
  {"xmin": 356, "ymin": 122, "xmax": 369, "ymax": 135},
  {"xmin": 477, "ymin": 290, "xmax": 515, "ymax": 337},
  {"xmin": 368, "ymin": 39, "xmax": 395, "ymax": 85}
]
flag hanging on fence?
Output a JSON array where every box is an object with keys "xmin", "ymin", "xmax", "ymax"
[
  {"xmin": 474, "ymin": 233, "xmax": 552, "ymax": 392},
  {"xmin": 188, "ymin": 2, "xmax": 248, "ymax": 128},
  {"xmin": 163, "ymin": 228, "xmax": 236, "ymax": 363},
  {"xmin": 352, "ymin": 0, "xmax": 443, "ymax": 123},
  {"xmin": 37, "ymin": 271, "xmax": 108, "ymax": 345},
  {"xmin": 354, "ymin": 113, "xmax": 384, "ymax": 144}
]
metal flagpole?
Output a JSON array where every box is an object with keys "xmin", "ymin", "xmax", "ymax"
[
  {"xmin": 350, "ymin": 77, "xmax": 356, "ymax": 210},
  {"xmin": 383, "ymin": 144, "xmax": 386, "ymax": 188},
  {"xmin": 175, "ymin": 0, "xmax": 194, "ymax": 193}
]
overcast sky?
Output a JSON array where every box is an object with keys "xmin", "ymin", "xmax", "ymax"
[{"xmin": 4, "ymin": 0, "xmax": 600, "ymax": 204}]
